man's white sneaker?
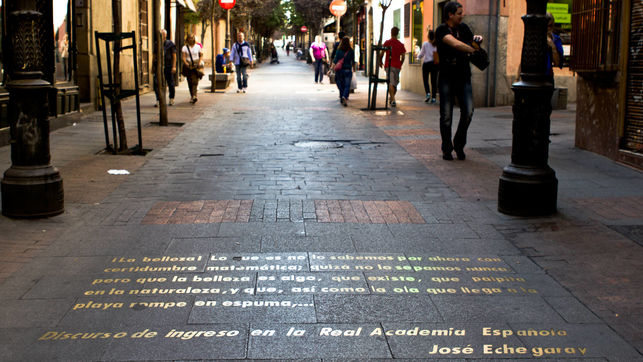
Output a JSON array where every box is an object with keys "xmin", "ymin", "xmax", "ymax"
[
  {"xmin": 242, "ymin": 88, "xmax": 246, "ymax": 93},
  {"xmin": 237, "ymin": 89, "xmax": 241, "ymax": 93}
]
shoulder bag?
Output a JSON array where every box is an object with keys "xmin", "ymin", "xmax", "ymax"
[
  {"xmin": 237, "ymin": 43, "xmax": 251, "ymax": 67},
  {"xmin": 470, "ymin": 41, "xmax": 489, "ymax": 71},
  {"xmin": 187, "ymin": 46, "xmax": 204, "ymax": 79},
  {"xmin": 334, "ymin": 51, "xmax": 349, "ymax": 72}
]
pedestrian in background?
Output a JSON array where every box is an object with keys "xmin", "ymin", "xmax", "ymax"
[
  {"xmin": 435, "ymin": 1, "xmax": 483, "ymax": 160},
  {"xmin": 181, "ymin": 34, "xmax": 202, "ymax": 104},
  {"xmin": 309, "ymin": 36, "xmax": 329, "ymax": 84},
  {"xmin": 230, "ymin": 32, "xmax": 254, "ymax": 93},
  {"xmin": 333, "ymin": 36, "xmax": 355, "ymax": 107},
  {"xmin": 154, "ymin": 29, "xmax": 177, "ymax": 107},
  {"xmin": 330, "ymin": 31, "xmax": 345, "ymax": 61},
  {"xmin": 418, "ymin": 29, "xmax": 438, "ymax": 103},
  {"xmin": 215, "ymin": 48, "xmax": 230, "ymax": 73},
  {"xmin": 546, "ymin": 12, "xmax": 564, "ymax": 86},
  {"xmin": 381, "ymin": 27, "xmax": 406, "ymax": 107}
]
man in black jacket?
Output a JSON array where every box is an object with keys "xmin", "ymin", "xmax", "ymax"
[{"xmin": 435, "ymin": 2, "xmax": 483, "ymax": 160}]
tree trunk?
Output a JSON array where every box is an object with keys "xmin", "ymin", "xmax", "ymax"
[
  {"xmin": 112, "ymin": 0, "xmax": 128, "ymax": 150},
  {"xmin": 369, "ymin": 6, "xmax": 388, "ymax": 110},
  {"xmin": 156, "ymin": 0, "xmax": 168, "ymax": 126},
  {"xmin": 201, "ymin": 20, "xmax": 208, "ymax": 49}
]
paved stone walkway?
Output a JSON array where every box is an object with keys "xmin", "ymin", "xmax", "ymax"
[{"xmin": 0, "ymin": 48, "xmax": 641, "ymax": 360}]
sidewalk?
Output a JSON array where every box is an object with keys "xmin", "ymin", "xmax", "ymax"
[{"xmin": 0, "ymin": 48, "xmax": 641, "ymax": 360}]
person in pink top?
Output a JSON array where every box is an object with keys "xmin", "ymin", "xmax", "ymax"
[
  {"xmin": 381, "ymin": 27, "xmax": 406, "ymax": 107},
  {"xmin": 309, "ymin": 36, "xmax": 329, "ymax": 84}
]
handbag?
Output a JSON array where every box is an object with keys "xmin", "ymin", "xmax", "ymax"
[
  {"xmin": 186, "ymin": 45, "xmax": 204, "ymax": 79},
  {"xmin": 334, "ymin": 51, "xmax": 349, "ymax": 72},
  {"xmin": 470, "ymin": 42, "xmax": 489, "ymax": 71},
  {"xmin": 237, "ymin": 43, "xmax": 251, "ymax": 67}
]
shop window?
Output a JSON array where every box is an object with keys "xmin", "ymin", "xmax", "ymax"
[
  {"xmin": 570, "ymin": 0, "xmax": 621, "ymax": 72},
  {"xmin": 393, "ymin": 8, "xmax": 401, "ymax": 33},
  {"xmin": 54, "ymin": 0, "xmax": 73, "ymax": 83},
  {"xmin": 547, "ymin": 0, "xmax": 572, "ymax": 67},
  {"xmin": 411, "ymin": 0, "xmax": 423, "ymax": 64}
]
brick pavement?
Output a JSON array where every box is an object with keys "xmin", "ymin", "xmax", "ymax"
[{"xmin": 0, "ymin": 48, "xmax": 641, "ymax": 360}]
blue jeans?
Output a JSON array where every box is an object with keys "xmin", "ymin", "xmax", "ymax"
[
  {"xmin": 336, "ymin": 69, "xmax": 352, "ymax": 99},
  {"xmin": 235, "ymin": 64, "xmax": 248, "ymax": 89},
  {"xmin": 438, "ymin": 78, "xmax": 474, "ymax": 153},
  {"xmin": 314, "ymin": 59, "xmax": 325, "ymax": 82}
]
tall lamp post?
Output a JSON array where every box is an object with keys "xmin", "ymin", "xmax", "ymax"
[
  {"xmin": 1, "ymin": 1, "xmax": 64, "ymax": 217},
  {"xmin": 498, "ymin": 0, "xmax": 557, "ymax": 216}
]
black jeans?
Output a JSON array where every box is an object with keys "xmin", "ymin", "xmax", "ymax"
[
  {"xmin": 439, "ymin": 78, "xmax": 474, "ymax": 153},
  {"xmin": 422, "ymin": 61, "xmax": 438, "ymax": 99},
  {"xmin": 154, "ymin": 68, "xmax": 176, "ymax": 100},
  {"xmin": 314, "ymin": 59, "xmax": 325, "ymax": 82}
]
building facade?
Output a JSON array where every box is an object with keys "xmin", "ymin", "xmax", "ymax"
[
  {"xmin": 0, "ymin": 0, "xmax": 195, "ymax": 146},
  {"xmin": 362, "ymin": 0, "xmax": 577, "ymax": 107},
  {"xmin": 572, "ymin": 0, "xmax": 642, "ymax": 169}
]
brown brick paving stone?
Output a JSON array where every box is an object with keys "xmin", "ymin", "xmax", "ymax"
[
  {"xmin": 387, "ymin": 200, "xmax": 412, "ymax": 223},
  {"xmin": 141, "ymin": 200, "xmax": 253, "ymax": 224},
  {"xmin": 315, "ymin": 200, "xmax": 331, "ymax": 222},
  {"xmin": 383, "ymin": 128, "xmax": 439, "ymax": 137},
  {"xmin": 572, "ymin": 196, "xmax": 643, "ymax": 220},
  {"xmin": 398, "ymin": 138, "xmax": 501, "ymax": 201},
  {"xmin": 327, "ymin": 200, "xmax": 345, "ymax": 223},
  {"xmin": 371, "ymin": 119, "xmax": 424, "ymax": 127},
  {"xmin": 375, "ymin": 201, "xmax": 398, "ymax": 223},
  {"xmin": 339, "ymin": 200, "xmax": 358, "ymax": 223},
  {"xmin": 363, "ymin": 201, "xmax": 387, "ymax": 224},
  {"xmin": 350, "ymin": 200, "xmax": 372, "ymax": 223}
]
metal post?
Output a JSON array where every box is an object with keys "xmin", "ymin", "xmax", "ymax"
[
  {"xmin": 210, "ymin": 5, "xmax": 216, "ymax": 92},
  {"xmin": 1, "ymin": 1, "xmax": 64, "ymax": 217},
  {"xmin": 226, "ymin": 9, "xmax": 231, "ymax": 49},
  {"xmin": 498, "ymin": 0, "xmax": 557, "ymax": 216}
]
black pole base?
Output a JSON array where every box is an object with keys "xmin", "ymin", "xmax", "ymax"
[
  {"xmin": 498, "ymin": 165, "xmax": 557, "ymax": 216},
  {"xmin": 1, "ymin": 165, "xmax": 64, "ymax": 218}
]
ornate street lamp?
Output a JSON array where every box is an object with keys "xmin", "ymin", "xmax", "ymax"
[
  {"xmin": 1, "ymin": 1, "xmax": 64, "ymax": 217},
  {"xmin": 498, "ymin": 0, "xmax": 557, "ymax": 216}
]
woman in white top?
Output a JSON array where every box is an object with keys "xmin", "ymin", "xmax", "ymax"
[
  {"xmin": 181, "ymin": 34, "xmax": 203, "ymax": 104},
  {"xmin": 417, "ymin": 29, "xmax": 438, "ymax": 103}
]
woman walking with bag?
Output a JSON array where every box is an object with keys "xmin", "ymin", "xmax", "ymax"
[
  {"xmin": 332, "ymin": 37, "xmax": 355, "ymax": 107},
  {"xmin": 181, "ymin": 34, "xmax": 203, "ymax": 104}
]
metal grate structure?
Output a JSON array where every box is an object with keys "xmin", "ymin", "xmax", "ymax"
[{"xmin": 570, "ymin": 0, "xmax": 621, "ymax": 72}]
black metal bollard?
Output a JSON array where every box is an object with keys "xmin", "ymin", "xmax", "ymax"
[
  {"xmin": 498, "ymin": 0, "xmax": 557, "ymax": 216},
  {"xmin": 1, "ymin": 2, "xmax": 64, "ymax": 217}
]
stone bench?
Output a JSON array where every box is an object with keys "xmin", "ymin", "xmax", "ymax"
[{"xmin": 208, "ymin": 73, "xmax": 234, "ymax": 90}]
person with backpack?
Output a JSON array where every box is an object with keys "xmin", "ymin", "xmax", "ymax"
[
  {"xmin": 230, "ymin": 32, "xmax": 254, "ymax": 93},
  {"xmin": 333, "ymin": 36, "xmax": 355, "ymax": 107}
]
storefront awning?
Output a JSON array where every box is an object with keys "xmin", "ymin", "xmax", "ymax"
[{"xmin": 176, "ymin": 0, "xmax": 196, "ymax": 12}]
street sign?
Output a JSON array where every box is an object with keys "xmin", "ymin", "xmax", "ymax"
[
  {"xmin": 218, "ymin": 0, "xmax": 235, "ymax": 10},
  {"xmin": 329, "ymin": 0, "xmax": 347, "ymax": 17},
  {"xmin": 300, "ymin": 26, "xmax": 308, "ymax": 33}
]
